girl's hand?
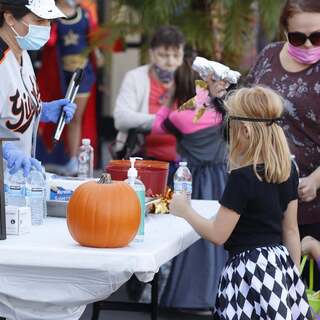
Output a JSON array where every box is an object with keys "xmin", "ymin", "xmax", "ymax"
[
  {"xmin": 298, "ymin": 175, "xmax": 318, "ymax": 202},
  {"xmin": 301, "ymin": 236, "xmax": 320, "ymax": 259},
  {"xmin": 169, "ymin": 193, "xmax": 190, "ymax": 218}
]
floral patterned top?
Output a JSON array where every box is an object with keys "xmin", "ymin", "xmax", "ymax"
[{"xmin": 246, "ymin": 42, "xmax": 320, "ymax": 225}]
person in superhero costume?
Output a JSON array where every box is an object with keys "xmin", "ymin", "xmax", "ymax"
[{"xmin": 37, "ymin": 0, "xmax": 102, "ymax": 175}]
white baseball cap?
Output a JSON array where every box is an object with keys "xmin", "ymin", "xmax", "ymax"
[
  {"xmin": 0, "ymin": 0, "xmax": 66, "ymax": 19},
  {"xmin": 26, "ymin": 0, "xmax": 66, "ymax": 19}
]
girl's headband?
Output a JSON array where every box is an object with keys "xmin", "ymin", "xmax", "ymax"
[
  {"xmin": 224, "ymin": 115, "xmax": 283, "ymax": 143},
  {"xmin": 228, "ymin": 116, "xmax": 283, "ymax": 126}
]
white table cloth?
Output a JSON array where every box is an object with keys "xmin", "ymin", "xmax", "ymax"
[{"xmin": 0, "ymin": 200, "xmax": 220, "ymax": 320}]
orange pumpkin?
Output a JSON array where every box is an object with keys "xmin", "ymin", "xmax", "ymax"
[{"xmin": 67, "ymin": 174, "xmax": 141, "ymax": 248}]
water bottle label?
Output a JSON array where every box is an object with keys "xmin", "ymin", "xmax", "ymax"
[
  {"xmin": 8, "ymin": 186, "xmax": 25, "ymax": 196},
  {"xmin": 6, "ymin": 186, "xmax": 28, "ymax": 207},
  {"xmin": 174, "ymin": 181, "xmax": 192, "ymax": 193},
  {"xmin": 30, "ymin": 188, "xmax": 44, "ymax": 197},
  {"xmin": 79, "ymin": 151, "xmax": 89, "ymax": 164}
]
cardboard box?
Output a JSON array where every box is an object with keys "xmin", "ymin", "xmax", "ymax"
[
  {"xmin": 46, "ymin": 174, "xmax": 97, "ymax": 201},
  {"xmin": 6, "ymin": 206, "xmax": 31, "ymax": 235}
]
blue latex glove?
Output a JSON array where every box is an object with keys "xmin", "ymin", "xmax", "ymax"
[
  {"xmin": 40, "ymin": 99, "xmax": 77, "ymax": 124},
  {"xmin": 3, "ymin": 143, "xmax": 42, "ymax": 177}
]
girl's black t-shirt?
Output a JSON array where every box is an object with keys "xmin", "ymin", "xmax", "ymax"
[{"xmin": 220, "ymin": 164, "xmax": 299, "ymax": 256}]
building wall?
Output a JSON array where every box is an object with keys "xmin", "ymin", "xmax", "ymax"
[{"xmin": 107, "ymin": 49, "xmax": 140, "ymax": 117}]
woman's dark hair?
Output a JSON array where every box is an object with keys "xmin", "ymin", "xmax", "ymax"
[
  {"xmin": 280, "ymin": 0, "xmax": 320, "ymax": 31},
  {"xmin": 174, "ymin": 47, "xmax": 200, "ymax": 107},
  {"xmin": 150, "ymin": 25, "xmax": 185, "ymax": 49},
  {"xmin": 0, "ymin": 4, "xmax": 30, "ymax": 27}
]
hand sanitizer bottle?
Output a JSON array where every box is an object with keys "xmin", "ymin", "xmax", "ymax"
[{"xmin": 125, "ymin": 157, "xmax": 145, "ymax": 242}]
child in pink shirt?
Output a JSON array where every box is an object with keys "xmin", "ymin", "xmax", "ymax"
[
  {"xmin": 155, "ymin": 51, "xmax": 229, "ymax": 311},
  {"xmin": 152, "ymin": 81, "xmax": 222, "ymax": 136}
]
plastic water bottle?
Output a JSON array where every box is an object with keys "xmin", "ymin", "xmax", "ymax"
[
  {"xmin": 78, "ymin": 138, "xmax": 94, "ymax": 178},
  {"xmin": 6, "ymin": 170, "xmax": 29, "ymax": 207},
  {"xmin": 174, "ymin": 162, "xmax": 192, "ymax": 201},
  {"xmin": 27, "ymin": 169, "xmax": 46, "ymax": 225},
  {"xmin": 125, "ymin": 157, "xmax": 145, "ymax": 242}
]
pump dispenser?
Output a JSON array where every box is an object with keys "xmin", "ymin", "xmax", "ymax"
[
  {"xmin": 125, "ymin": 157, "xmax": 145, "ymax": 242},
  {"xmin": 128, "ymin": 157, "xmax": 139, "ymax": 185}
]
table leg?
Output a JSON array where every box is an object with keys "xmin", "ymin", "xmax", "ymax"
[
  {"xmin": 91, "ymin": 272, "xmax": 159, "ymax": 320},
  {"xmin": 91, "ymin": 302, "xmax": 100, "ymax": 320},
  {"xmin": 151, "ymin": 272, "xmax": 159, "ymax": 320}
]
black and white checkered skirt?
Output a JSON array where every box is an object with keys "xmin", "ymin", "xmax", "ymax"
[{"xmin": 214, "ymin": 245, "xmax": 312, "ymax": 320}]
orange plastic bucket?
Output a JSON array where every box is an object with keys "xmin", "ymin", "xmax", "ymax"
[{"xmin": 106, "ymin": 160, "xmax": 169, "ymax": 196}]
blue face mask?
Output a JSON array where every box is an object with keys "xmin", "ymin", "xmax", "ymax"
[{"xmin": 12, "ymin": 22, "xmax": 51, "ymax": 51}]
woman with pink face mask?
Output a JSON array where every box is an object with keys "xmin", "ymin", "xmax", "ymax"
[
  {"xmin": 245, "ymin": 0, "xmax": 320, "ymax": 290},
  {"xmin": 212, "ymin": 0, "xmax": 320, "ymax": 293}
]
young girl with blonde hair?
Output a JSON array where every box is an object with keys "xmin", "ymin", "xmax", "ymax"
[{"xmin": 170, "ymin": 85, "xmax": 312, "ymax": 319}]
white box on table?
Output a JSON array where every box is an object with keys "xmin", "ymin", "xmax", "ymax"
[{"xmin": 5, "ymin": 206, "xmax": 31, "ymax": 235}]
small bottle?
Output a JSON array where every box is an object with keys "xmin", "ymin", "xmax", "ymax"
[
  {"xmin": 78, "ymin": 138, "xmax": 94, "ymax": 179},
  {"xmin": 173, "ymin": 161, "xmax": 192, "ymax": 201},
  {"xmin": 27, "ymin": 169, "xmax": 46, "ymax": 225},
  {"xmin": 125, "ymin": 157, "xmax": 145, "ymax": 242},
  {"xmin": 6, "ymin": 170, "xmax": 29, "ymax": 207}
]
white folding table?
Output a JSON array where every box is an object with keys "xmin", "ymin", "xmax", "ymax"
[{"xmin": 0, "ymin": 200, "xmax": 219, "ymax": 320}]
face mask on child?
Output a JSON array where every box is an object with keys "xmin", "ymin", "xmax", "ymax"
[
  {"xmin": 11, "ymin": 22, "xmax": 51, "ymax": 51},
  {"xmin": 288, "ymin": 43, "xmax": 320, "ymax": 65},
  {"xmin": 153, "ymin": 64, "xmax": 175, "ymax": 84}
]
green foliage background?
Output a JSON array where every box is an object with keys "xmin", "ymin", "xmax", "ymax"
[{"xmin": 96, "ymin": 0, "xmax": 286, "ymax": 69}]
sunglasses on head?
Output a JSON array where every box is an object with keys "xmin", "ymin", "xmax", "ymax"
[{"xmin": 287, "ymin": 31, "xmax": 320, "ymax": 47}]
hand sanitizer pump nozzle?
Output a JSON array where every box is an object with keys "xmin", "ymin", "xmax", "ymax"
[{"xmin": 128, "ymin": 157, "xmax": 141, "ymax": 185}]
